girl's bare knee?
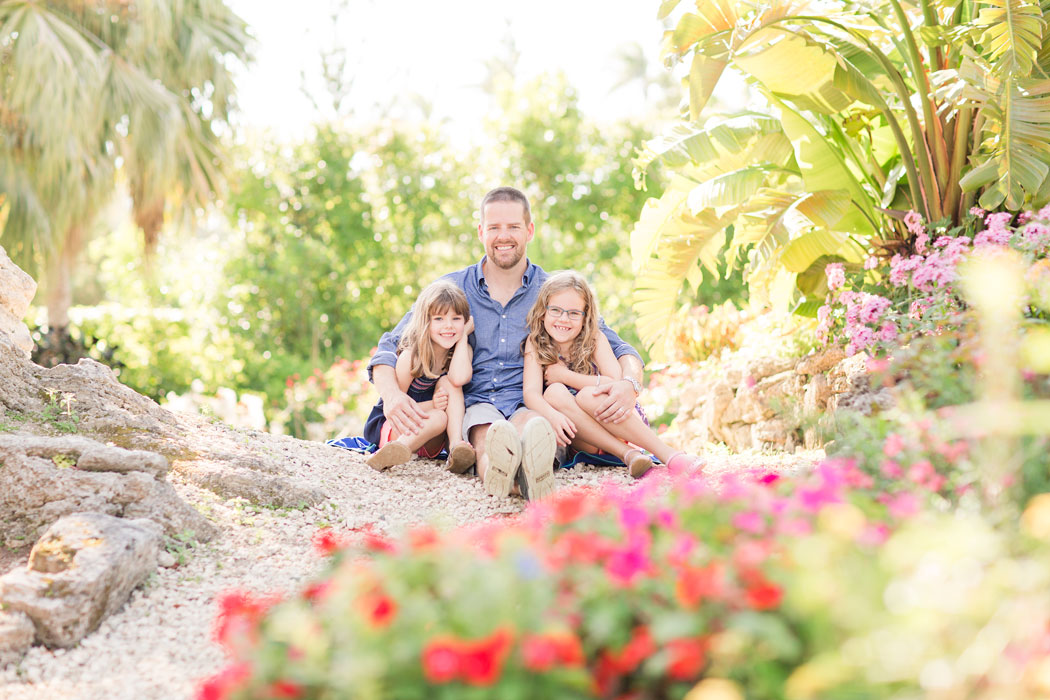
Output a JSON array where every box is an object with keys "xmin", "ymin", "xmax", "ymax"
[{"xmin": 543, "ymin": 383, "xmax": 572, "ymax": 409}]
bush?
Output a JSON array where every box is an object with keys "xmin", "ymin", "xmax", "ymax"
[{"xmin": 199, "ymin": 462, "xmax": 1050, "ymax": 700}]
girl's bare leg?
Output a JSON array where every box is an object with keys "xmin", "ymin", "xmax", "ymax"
[
  {"xmin": 573, "ymin": 387, "xmax": 677, "ymax": 463},
  {"xmin": 542, "ymin": 384, "xmax": 635, "ymax": 461}
]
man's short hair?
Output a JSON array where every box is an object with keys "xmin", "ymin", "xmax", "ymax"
[{"xmin": 480, "ymin": 186, "xmax": 531, "ymax": 226}]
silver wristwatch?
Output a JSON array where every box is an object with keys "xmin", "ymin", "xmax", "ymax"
[{"xmin": 623, "ymin": 376, "xmax": 642, "ymax": 394}]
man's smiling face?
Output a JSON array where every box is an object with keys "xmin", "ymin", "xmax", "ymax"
[{"xmin": 478, "ymin": 200, "xmax": 534, "ymax": 270}]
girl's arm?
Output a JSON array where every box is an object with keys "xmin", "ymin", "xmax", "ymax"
[
  {"xmin": 447, "ymin": 323, "xmax": 474, "ymax": 387},
  {"xmin": 523, "ymin": 340, "xmax": 576, "ymax": 446},
  {"xmin": 545, "ymin": 335, "xmax": 623, "ymax": 391},
  {"xmin": 394, "ymin": 349, "xmax": 415, "ymax": 392}
]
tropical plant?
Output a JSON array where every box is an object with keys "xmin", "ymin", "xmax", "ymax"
[
  {"xmin": 0, "ymin": 0, "xmax": 249, "ymax": 330},
  {"xmin": 630, "ymin": 0, "xmax": 1050, "ymax": 356}
]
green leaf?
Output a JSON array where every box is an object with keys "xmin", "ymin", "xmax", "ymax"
[
  {"xmin": 792, "ymin": 299, "xmax": 825, "ymax": 318},
  {"xmin": 688, "ymin": 52, "xmax": 728, "ymax": 120},
  {"xmin": 657, "ymin": 0, "xmax": 683, "ymax": 20},
  {"xmin": 686, "ymin": 165, "xmax": 775, "ymax": 214},
  {"xmin": 977, "ymin": 0, "xmax": 1045, "ymax": 75},
  {"xmin": 780, "ymin": 230, "xmax": 849, "ymax": 273}
]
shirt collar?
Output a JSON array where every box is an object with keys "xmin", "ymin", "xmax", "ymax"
[{"xmin": 476, "ymin": 256, "xmax": 534, "ymax": 288}]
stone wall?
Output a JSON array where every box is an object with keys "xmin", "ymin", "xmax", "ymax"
[{"xmin": 663, "ymin": 346, "xmax": 893, "ymax": 454}]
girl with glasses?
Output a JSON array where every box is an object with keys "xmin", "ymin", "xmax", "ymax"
[{"xmin": 522, "ymin": 271, "xmax": 700, "ymax": 478}]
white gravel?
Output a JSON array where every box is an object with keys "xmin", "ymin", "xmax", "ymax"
[{"xmin": 0, "ymin": 433, "xmax": 822, "ymax": 700}]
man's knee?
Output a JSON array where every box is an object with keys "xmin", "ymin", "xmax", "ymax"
[{"xmin": 468, "ymin": 423, "xmax": 491, "ymax": 449}]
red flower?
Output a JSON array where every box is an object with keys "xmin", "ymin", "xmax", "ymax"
[
  {"xmin": 460, "ymin": 627, "xmax": 514, "ymax": 686},
  {"xmin": 266, "ymin": 679, "xmax": 304, "ymax": 698},
  {"xmin": 408, "ymin": 526, "xmax": 440, "ymax": 551},
  {"xmin": 744, "ymin": 575, "xmax": 783, "ymax": 610},
  {"xmin": 421, "ymin": 628, "xmax": 514, "ymax": 686},
  {"xmin": 311, "ymin": 528, "xmax": 343, "ymax": 556},
  {"xmin": 521, "ymin": 631, "xmax": 584, "ymax": 671},
  {"xmin": 665, "ymin": 637, "xmax": 706, "ymax": 680},
  {"xmin": 605, "ymin": 625, "xmax": 654, "ymax": 674},
  {"xmin": 196, "ymin": 662, "xmax": 251, "ymax": 700},
  {"xmin": 213, "ymin": 590, "xmax": 280, "ymax": 653},
  {"xmin": 551, "ymin": 489, "xmax": 593, "ymax": 524},
  {"xmin": 422, "ymin": 636, "xmax": 464, "ymax": 683},
  {"xmin": 675, "ymin": 562, "xmax": 724, "ymax": 609},
  {"xmin": 361, "ymin": 531, "xmax": 396, "ymax": 553},
  {"xmin": 358, "ymin": 591, "xmax": 398, "ymax": 628},
  {"xmin": 301, "ymin": 580, "xmax": 332, "ymax": 603}
]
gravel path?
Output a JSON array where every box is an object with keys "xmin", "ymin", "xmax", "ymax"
[{"xmin": 0, "ymin": 432, "xmax": 823, "ymax": 700}]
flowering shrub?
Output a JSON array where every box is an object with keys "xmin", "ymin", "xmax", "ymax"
[
  {"xmin": 663, "ymin": 301, "xmax": 749, "ymax": 364},
  {"xmin": 818, "ymin": 207, "xmax": 1050, "ymax": 357},
  {"xmin": 270, "ymin": 356, "xmax": 377, "ymax": 440},
  {"xmin": 199, "ymin": 463, "xmax": 1050, "ymax": 700}
]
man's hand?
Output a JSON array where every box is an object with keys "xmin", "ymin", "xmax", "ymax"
[
  {"xmin": 383, "ymin": 391, "xmax": 428, "ymax": 435},
  {"xmin": 593, "ymin": 379, "xmax": 638, "ymax": 424},
  {"xmin": 433, "ymin": 387, "xmax": 449, "ymax": 411},
  {"xmin": 548, "ymin": 412, "xmax": 577, "ymax": 447},
  {"xmin": 544, "ymin": 361, "xmax": 570, "ymax": 386}
]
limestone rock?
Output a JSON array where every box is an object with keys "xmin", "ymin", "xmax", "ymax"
[
  {"xmin": 0, "ymin": 437, "xmax": 215, "ymax": 544},
  {"xmin": 795, "ymin": 346, "xmax": 846, "ymax": 375},
  {"xmin": 0, "ymin": 609, "xmax": 34, "ymax": 666},
  {"xmin": 175, "ymin": 459, "xmax": 324, "ymax": 508},
  {"xmin": 0, "ymin": 435, "xmax": 169, "ymax": 479},
  {"xmin": 802, "ymin": 374, "xmax": 831, "ymax": 415},
  {"xmin": 0, "ymin": 245, "xmax": 36, "ymax": 358},
  {"xmin": 745, "ymin": 356, "xmax": 795, "ymax": 382},
  {"xmin": 0, "ymin": 513, "xmax": 162, "ymax": 648}
]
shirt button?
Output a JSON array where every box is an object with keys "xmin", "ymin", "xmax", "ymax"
[
  {"xmin": 500, "ymin": 338, "xmax": 505, "ymax": 342},
  {"xmin": 502, "ymin": 315, "xmax": 506, "ymax": 318}
]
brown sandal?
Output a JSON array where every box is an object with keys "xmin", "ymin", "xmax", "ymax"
[
  {"xmin": 624, "ymin": 448, "xmax": 654, "ymax": 479},
  {"xmin": 366, "ymin": 441, "xmax": 411, "ymax": 471},
  {"xmin": 445, "ymin": 442, "xmax": 476, "ymax": 474}
]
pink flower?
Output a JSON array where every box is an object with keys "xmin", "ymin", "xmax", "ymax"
[
  {"xmin": 907, "ymin": 460, "xmax": 935, "ymax": 486},
  {"xmin": 883, "ymin": 433, "xmax": 905, "ymax": 458},
  {"xmin": 886, "ymin": 491, "xmax": 920, "ymax": 519},
  {"xmin": 881, "ymin": 460, "xmax": 903, "ymax": 478},
  {"xmin": 732, "ymin": 510, "xmax": 766, "ymax": 534},
  {"xmin": 969, "ymin": 206, "xmax": 986, "ymax": 219},
  {"xmin": 878, "ymin": 321, "xmax": 898, "ymax": 342},
  {"xmin": 864, "ymin": 255, "xmax": 879, "ymax": 270},
  {"xmin": 904, "ymin": 210, "xmax": 925, "ymax": 236},
  {"xmin": 825, "ymin": 263, "xmax": 846, "ymax": 291}
]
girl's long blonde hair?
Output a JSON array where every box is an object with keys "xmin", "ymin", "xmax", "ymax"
[
  {"xmin": 398, "ymin": 280, "xmax": 471, "ymax": 379},
  {"xmin": 525, "ymin": 271, "xmax": 600, "ymax": 375}
]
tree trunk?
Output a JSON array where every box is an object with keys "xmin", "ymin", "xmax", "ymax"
[
  {"xmin": 133, "ymin": 195, "xmax": 165, "ymax": 261},
  {"xmin": 44, "ymin": 224, "xmax": 85, "ymax": 331}
]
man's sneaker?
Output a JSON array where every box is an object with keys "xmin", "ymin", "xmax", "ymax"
[
  {"xmin": 518, "ymin": 417, "xmax": 557, "ymax": 501},
  {"xmin": 483, "ymin": 420, "xmax": 520, "ymax": 497}
]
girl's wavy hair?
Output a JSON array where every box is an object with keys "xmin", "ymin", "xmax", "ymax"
[
  {"xmin": 525, "ymin": 271, "xmax": 600, "ymax": 375},
  {"xmin": 399, "ymin": 280, "xmax": 471, "ymax": 379}
]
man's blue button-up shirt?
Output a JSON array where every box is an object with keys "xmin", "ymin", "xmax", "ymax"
[{"xmin": 367, "ymin": 258, "xmax": 641, "ymax": 417}]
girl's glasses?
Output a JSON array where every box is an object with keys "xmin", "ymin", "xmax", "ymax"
[{"xmin": 546, "ymin": 305, "xmax": 584, "ymax": 321}]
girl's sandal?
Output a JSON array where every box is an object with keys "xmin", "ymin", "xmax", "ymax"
[
  {"xmin": 665, "ymin": 451, "xmax": 705, "ymax": 472},
  {"xmin": 445, "ymin": 442, "xmax": 476, "ymax": 474},
  {"xmin": 366, "ymin": 441, "xmax": 412, "ymax": 471},
  {"xmin": 624, "ymin": 448, "xmax": 654, "ymax": 479}
]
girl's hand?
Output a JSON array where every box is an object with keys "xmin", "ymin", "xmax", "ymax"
[
  {"xmin": 433, "ymin": 387, "xmax": 449, "ymax": 411},
  {"xmin": 544, "ymin": 361, "xmax": 569, "ymax": 385},
  {"xmin": 464, "ymin": 318, "xmax": 475, "ymax": 336},
  {"xmin": 549, "ymin": 413, "xmax": 576, "ymax": 447}
]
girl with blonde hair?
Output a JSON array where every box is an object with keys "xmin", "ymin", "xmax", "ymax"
[
  {"xmin": 522, "ymin": 271, "xmax": 700, "ymax": 477},
  {"xmin": 363, "ymin": 281, "xmax": 475, "ymax": 472}
]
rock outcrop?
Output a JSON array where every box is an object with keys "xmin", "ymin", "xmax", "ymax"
[
  {"xmin": 664, "ymin": 346, "xmax": 892, "ymax": 453},
  {"xmin": 0, "ymin": 513, "xmax": 162, "ymax": 648},
  {"xmin": 0, "ymin": 436, "xmax": 216, "ymax": 546}
]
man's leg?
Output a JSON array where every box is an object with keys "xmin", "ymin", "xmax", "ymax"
[
  {"xmin": 464, "ymin": 403, "xmax": 519, "ymax": 497},
  {"xmin": 509, "ymin": 408, "xmax": 557, "ymax": 501}
]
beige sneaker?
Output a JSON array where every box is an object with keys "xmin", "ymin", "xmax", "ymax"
[
  {"xmin": 518, "ymin": 417, "xmax": 557, "ymax": 501},
  {"xmin": 483, "ymin": 420, "xmax": 520, "ymax": 497}
]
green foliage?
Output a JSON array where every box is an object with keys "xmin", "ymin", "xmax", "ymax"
[
  {"xmin": 630, "ymin": 0, "xmax": 1050, "ymax": 355},
  {"xmin": 41, "ymin": 390, "xmax": 79, "ymax": 434},
  {"xmin": 164, "ymin": 531, "xmax": 199, "ymax": 568}
]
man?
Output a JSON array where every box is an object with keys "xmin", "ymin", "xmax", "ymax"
[{"xmin": 368, "ymin": 186, "xmax": 645, "ymax": 500}]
